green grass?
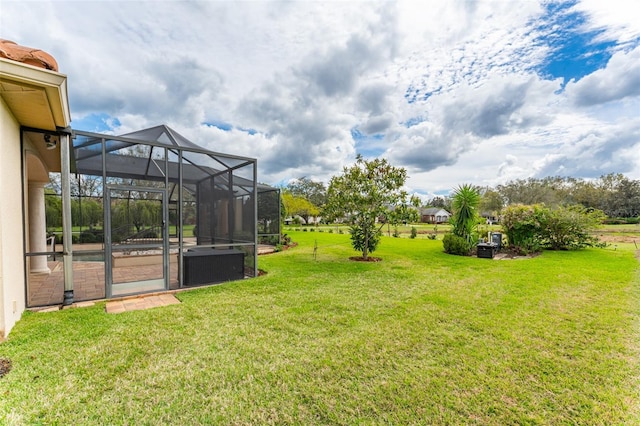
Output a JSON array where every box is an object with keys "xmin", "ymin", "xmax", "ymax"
[{"xmin": 1, "ymin": 231, "xmax": 639, "ymax": 424}]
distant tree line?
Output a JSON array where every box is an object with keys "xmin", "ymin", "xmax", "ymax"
[
  {"xmin": 277, "ymin": 162, "xmax": 638, "ymax": 257},
  {"xmin": 427, "ymin": 173, "xmax": 640, "ymax": 221},
  {"xmin": 282, "ymin": 173, "xmax": 640, "ymax": 225}
]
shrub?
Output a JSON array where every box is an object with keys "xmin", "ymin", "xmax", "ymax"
[
  {"xmin": 79, "ymin": 230, "xmax": 103, "ymax": 244},
  {"xmin": 259, "ymin": 235, "xmax": 278, "ymax": 246},
  {"xmin": 501, "ymin": 204, "xmax": 546, "ymax": 252},
  {"xmin": 443, "ymin": 233, "xmax": 472, "ymax": 256},
  {"xmin": 511, "ymin": 236, "xmax": 543, "ymax": 256},
  {"xmin": 502, "ymin": 204, "xmax": 605, "ymax": 251},
  {"xmin": 410, "ymin": 227, "xmax": 417, "ymax": 239},
  {"xmin": 259, "ymin": 233, "xmax": 292, "ymax": 247},
  {"xmin": 140, "ymin": 229, "xmax": 158, "ymax": 239},
  {"xmin": 539, "ymin": 205, "xmax": 605, "ymax": 250}
]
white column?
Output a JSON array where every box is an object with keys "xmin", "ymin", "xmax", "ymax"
[{"xmin": 28, "ymin": 181, "xmax": 50, "ymax": 274}]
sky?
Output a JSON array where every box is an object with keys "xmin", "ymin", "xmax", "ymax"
[{"xmin": 3, "ymin": 0, "xmax": 640, "ymax": 198}]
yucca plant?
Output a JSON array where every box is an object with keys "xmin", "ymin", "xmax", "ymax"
[{"xmin": 450, "ymin": 183, "xmax": 481, "ymax": 247}]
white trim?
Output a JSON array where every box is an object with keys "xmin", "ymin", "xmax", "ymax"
[{"xmin": 0, "ymin": 58, "xmax": 71, "ymax": 128}]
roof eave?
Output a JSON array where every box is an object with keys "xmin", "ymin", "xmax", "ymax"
[{"xmin": 0, "ymin": 57, "xmax": 71, "ymax": 130}]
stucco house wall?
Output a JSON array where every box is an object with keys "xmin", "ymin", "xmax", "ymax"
[
  {"xmin": 0, "ymin": 95, "xmax": 26, "ymax": 338},
  {"xmin": 0, "ymin": 42, "xmax": 70, "ymax": 339}
]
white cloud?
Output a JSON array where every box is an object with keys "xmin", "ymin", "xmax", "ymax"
[
  {"xmin": 573, "ymin": 0, "xmax": 640, "ymax": 46},
  {"xmin": 566, "ymin": 46, "xmax": 640, "ymax": 106},
  {"xmin": 532, "ymin": 118, "xmax": 640, "ymax": 178},
  {"xmin": 1, "ymin": 0, "xmax": 638, "ymax": 194}
]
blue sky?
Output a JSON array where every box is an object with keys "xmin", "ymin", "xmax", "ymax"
[
  {"xmin": 2, "ymin": 0, "xmax": 639, "ymax": 198},
  {"xmin": 535, "ymin": 1, "xmax": 617, "ymax": 83}
]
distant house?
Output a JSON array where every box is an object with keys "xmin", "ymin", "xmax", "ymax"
[
  {"xmin": 420, "ymin": 207, "xmax": 451, "ymax": 224},
  {"xmin": 284, "ymin": 215, "xmax": 321, "ymax": 225},
  {"xmin": 480, "ymin": 211, "xmax": 499, "ymax": 224}
]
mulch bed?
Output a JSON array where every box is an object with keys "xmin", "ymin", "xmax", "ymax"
[
  {"xmin": 349, "ymin": 256, "xmax": 382, "ymax": 262},
  {"xmin": 260, "ymin": 243, "xmax": 298, "ymax": 256},
  {"xmin": 493, "ymin": 249, "xmax": 541, "ymax": 259},
  {"xmin": 0, "ymin": 358, "xmax": 11, "ymax": 378}
]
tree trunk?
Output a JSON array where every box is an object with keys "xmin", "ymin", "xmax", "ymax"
[{"xmin": 363, "ymin": 230, "xmax": 369, "ymax": 260}]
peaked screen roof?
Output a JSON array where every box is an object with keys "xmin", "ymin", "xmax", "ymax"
[
  {"xmin": 119, "ymin": 125, "xmax": 204, "ymax": 150},
  {"xmin": 71, "ymin": 125, "xmax": 274, "ymax": 194}
]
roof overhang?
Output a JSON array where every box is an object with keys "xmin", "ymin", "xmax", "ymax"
[{"xmin": 0, "ymin": 57, "xmax": 71, "ymax": 131}]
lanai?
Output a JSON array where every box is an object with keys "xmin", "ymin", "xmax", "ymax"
[{"xmin": 25, "ymin": 124, "xmax": 279, "ymax": 306}]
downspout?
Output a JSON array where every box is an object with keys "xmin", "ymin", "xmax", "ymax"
[
  {"xmin": 60, "ymin": 130, "xmax": 74, "ymax": 305},
  {"xmin": 253, "ymin": 162, "xmax": 258, "ymax": 277},
  {"xmin": 277, "ymin": 188, "xmax": 281, "ymax": 245}
]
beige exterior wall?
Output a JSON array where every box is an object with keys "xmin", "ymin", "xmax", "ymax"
[{"xmin": 0, "ymin": 95, "xmax": 26, "ymax": 339}]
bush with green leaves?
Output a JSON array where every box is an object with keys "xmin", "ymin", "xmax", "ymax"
[
  {"xmin": 140, "ymin": 229, "xmax": 158, "ymax": 239},
  {"xmin": 79, "ymin": 230, "xmax": 104, "ymax": 244},
  {"xmin": 500, "ymin": 204, "xmax": 546, "ymax": 252},
  {"xmin": 539, "ymin": 205, "xmax": 605, "ymax": 250},
  {"xmin": 442, "ymin": 233, "xmax": 472, "ymax": 256},
  {"xmin": 502, "ymin": 204, "xmax": 605, "ymax": 251},
  {"xmin": 410, "ymin": 227, "xmax": 418, "ymax": 239}
]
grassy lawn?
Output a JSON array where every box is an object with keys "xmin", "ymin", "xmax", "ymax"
[{"xmin": 1, "ymin": 231, "xmax": 639, "ymax": 424}]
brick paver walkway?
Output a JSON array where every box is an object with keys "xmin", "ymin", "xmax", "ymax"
[
  {"xmin": 105, "ymin": 293, "xmax": 181, "ymax": 313},
  {"xmin": 28, "ymin": 244, "xmax": 273, "ymax": 308},
  {"xmin": 29, "ymin": 261, "xmax": 179, "ymax": 307}
]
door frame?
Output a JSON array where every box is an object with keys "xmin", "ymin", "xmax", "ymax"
[{"xmin": 105, "ymin": 185, "xmax": 168, "ymax": 298}]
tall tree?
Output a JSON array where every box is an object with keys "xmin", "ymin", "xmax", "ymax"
[
  {"xmin": 325, "ymin": 156, "xmax": 418, "ymax": 260},
  {"xmin": 287, "ymin": 177, "xmax": 327, "ymax": 209},
  {"xmin": 257, "ymin": 190, "xmax": 281, "ymax": 235},
  {"xmin": 478, "ymin": 187, "xmax": 504, "ymax": 218},
  {"xmin": 286, "ymin": 177, "xmax": 326, "ymax": 223},
  {"xmin": 282, "ymin": 192, "xmax": 319, "ymax": 225},
  {"xmin": 428, "ymin": 196, "xmax": 451, "ymax": 211},
  {"xmin": 600, "ymin": 173, "xmax": 640, "ymax": 218}
]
